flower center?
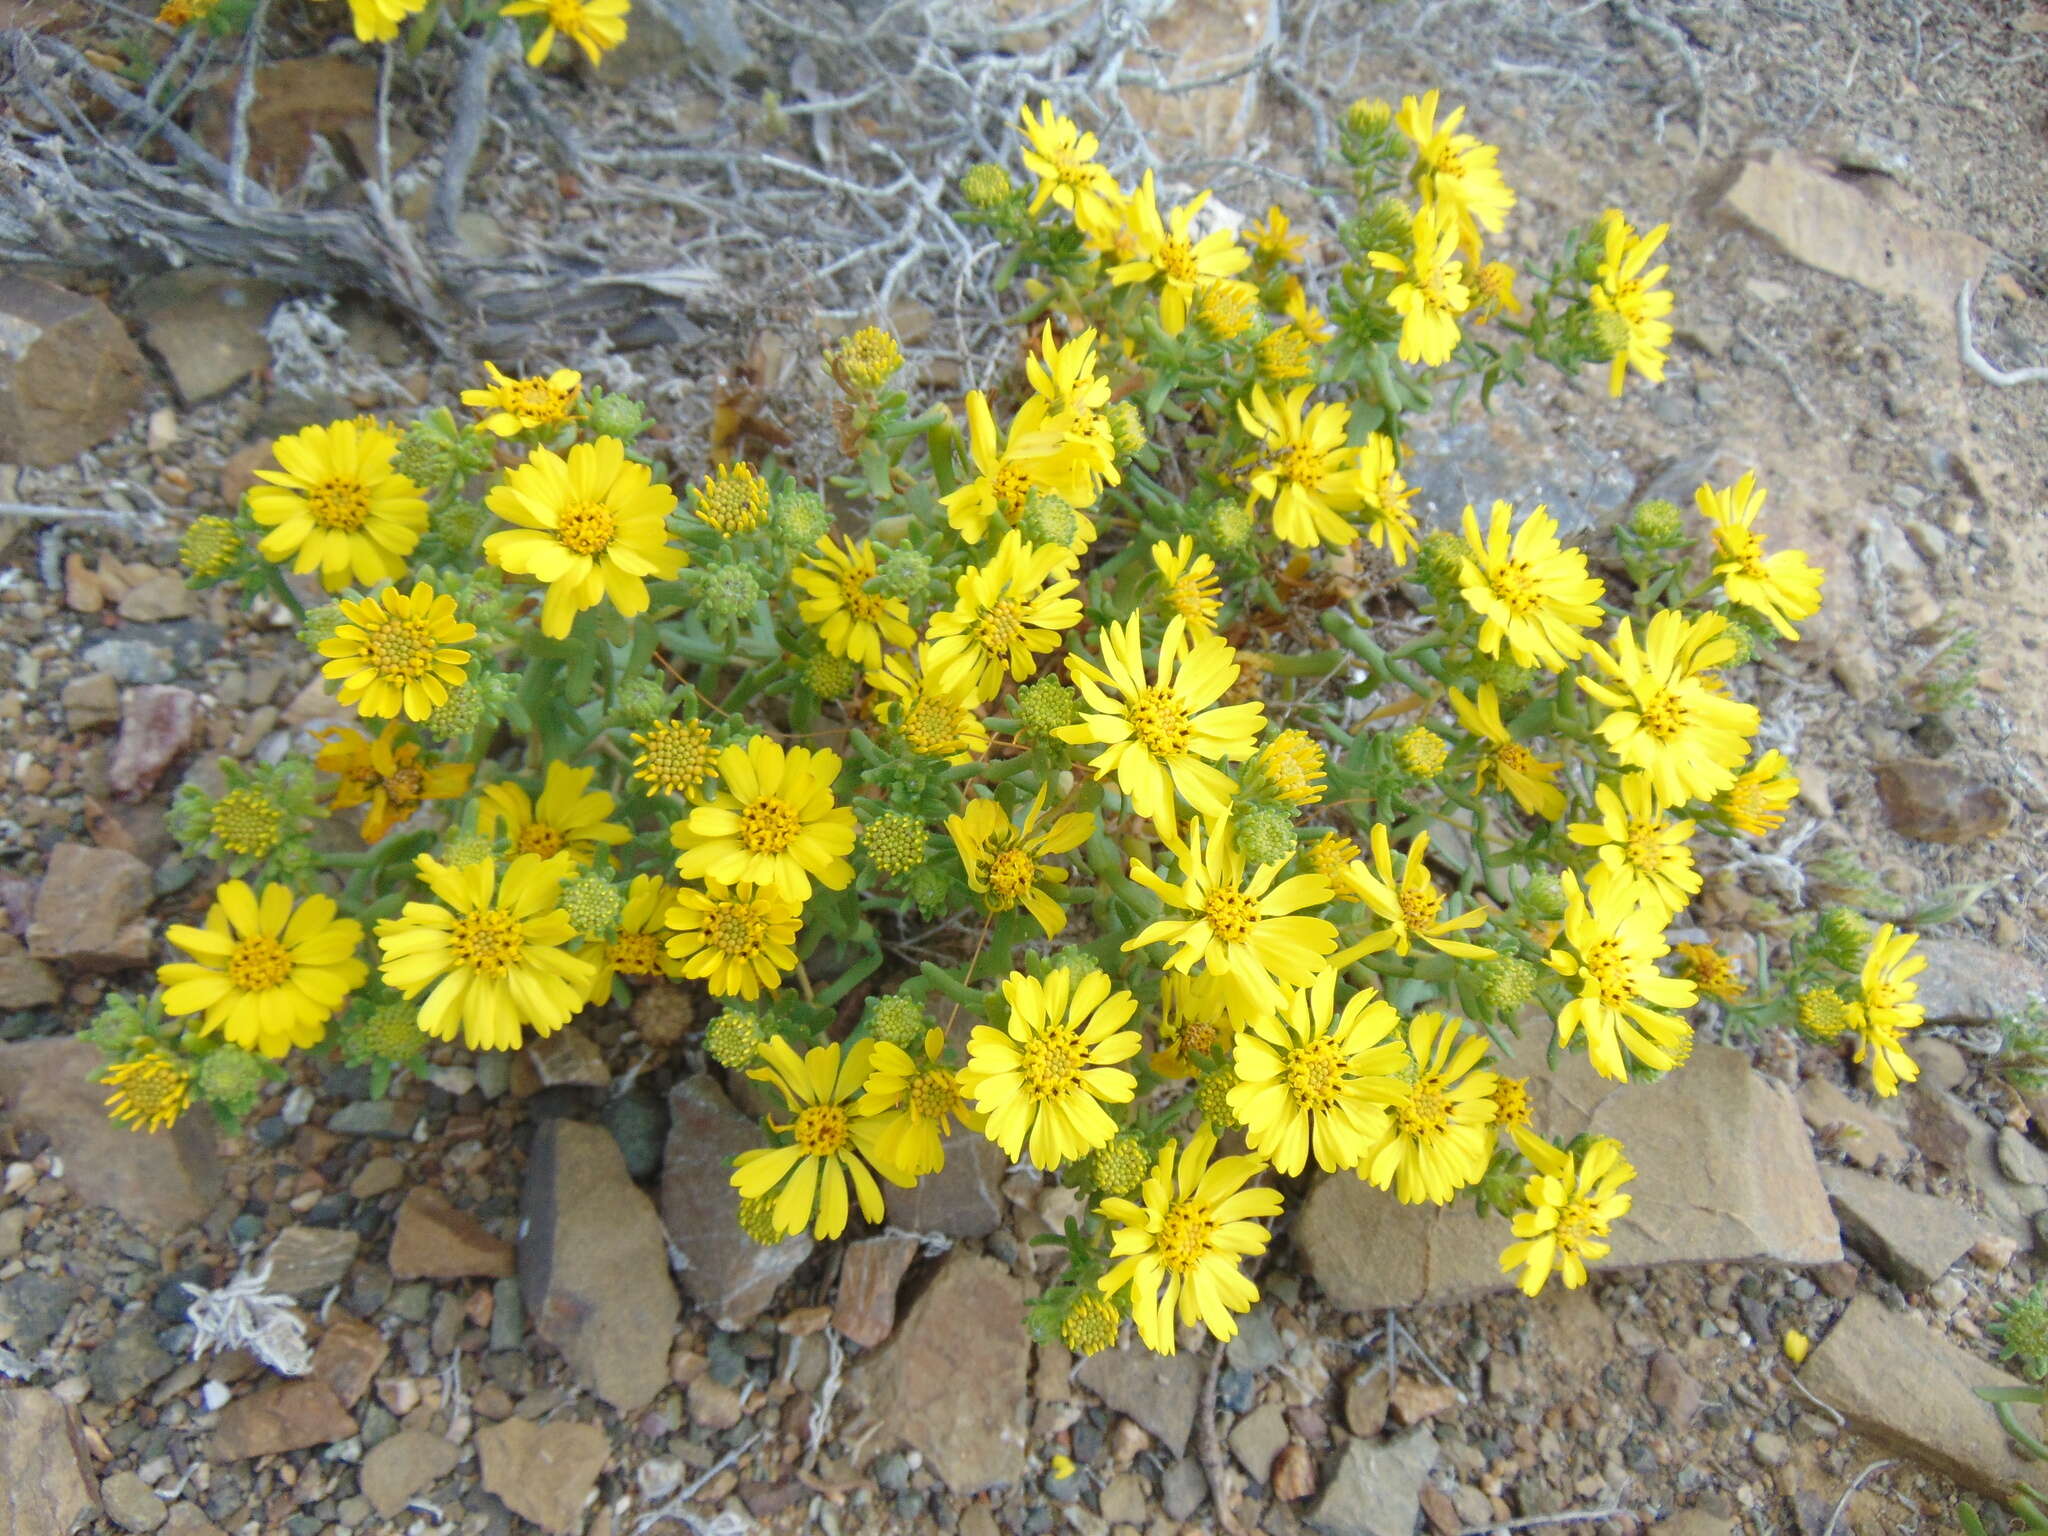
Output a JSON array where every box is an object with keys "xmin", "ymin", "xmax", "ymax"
[
  {"xmin": 975, "ymin": 598, "xmax": 1026, "ymax": 657},
  {"xmin": 1156, "ymin": 1202, "xmax": 1217, "ymax": 1275},
  {"xmin": 793, "ymin": 1103, "xmax": 849, "ymax": 1157},
  {"xmin": 986, "ymin": 847, "xmax": 1038, "ymax": 901},
  {"xmin": 1578, "ymin": 937, "xmax": 1636, "ymax": 1009},
  {"xmin": 513, "ymin": 378, "xmax": 571, "ymax": 422},
  {"xmin": 1396, "ymin": 881, "xmax": 1444, "ymax": 930},
  {"xmin": 1486, "ymin": 560, "xmax": 1544, "ymax": 618},
  {"xmin": 1157, "ymin": 235, "xmax": 1199, "ymax": 286},
  {"xmin": 1492, "ymin": 1076, "xmax": 1530, "ymax": 1130},
  {"xmin": 902, "ymin": 695, "xmax": 967, "ymax": 755},
  {"xmin": 835, "ymin": 571, "xmax": 886, "ymax": 620},
  {"xmin": 738, "ymin": 797, "xmax": 802, "ymax": 856},
  {"xmin": 1284, "ymin": 1036, "xmax": 1345, "ymax": 1114},
  {"xmin": 225, "ymin": 934, "xmax": 293, "ymax": 991},
  {"xmin": 1394, "ymin": 1075, "xmax": 1451, "ymax": 1139},
  {"xmin": 1203, "ymin": 886, "xmax": 1260, "ymax": 945},
  {"xmin": 1715, "ymin": 527, "xmax": 1768, "ymax": 579},
  {"xmin": 555, "ymin": 498, "xmax": 617, "ymax": 556},
  {"xmin": 707, "ymin": 903, "xmax": 767, "ymax": 957},
  {"xmin": 994, "ymin": 463, "xmax": 1035, "ymax": 516},
  {"xmin": 1128, "ymin": 686, "xmax": 1192, "ymax": 756},
  {"xmin": 308, "ymin": 478, "xmax": 371, "ymax": 531},
  {"xmin": 1637, "ymin": 689, "xmax": 1689, "ymax": 743},
  {"xmin": 1553, "ymin": 1197, "xmax": 1598, "ymax": 1254},
  {"xmin": 610, "ymin": 932, "xmax": 664, "ymax": 975},
  {"xmin": 1622, "ymin": 822, "xmax": 1668, "ymax": 874},
  {"xmin": 908, "ymin": 1070, "xmax": 959, "ymax": 1122},
  {"xmin": 1276, "ymin": 443, "xmax": 1328, "ymax": 488},
  {"xmin": 1495, "ymin": 742, "xmax": 1544, "ymax": 778},
  {"xmin": 366, "ymin": 616, "xmax": 438, "ymax": 681},
  {"xmin": 515, "ymin": 824, "xmax": 566, "ymax": 857},
  {"xmin": 382, "ymin": 766, "xmax": 425, "ymax": 808},
  {"xmin": 1019, "ymin": 1026, "xmax": 1084, "ymax": 1101},
  {"xmin": 1168, "ymin": 575, "xmax": 1212, "ymax": 623},
  {"xmin": 450, "ymin": 908, "xmax": 524, "ymax": 976}
]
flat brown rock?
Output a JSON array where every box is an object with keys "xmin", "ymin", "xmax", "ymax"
[
  {"xmin": 388, "ymin": 1188, "xmax": 514, "ymax": 1280},
  {"xmin": 211, "ymin": 1380, "xmax": 357, "ymax": 1461},
  {"xmin": 833, "ymin": 1234, "xmax": 919, "ymax": 1349},
  {"xmin": 25, "ymin": 843, "xmax": 152, "ymax": 970},
  {"xmin": 309, "ymin": 1315, "xmax": 389, "ymax": 1409},
  {"xmin": 0, "ymin": 1386, "xmax": 100, "ymax": 1534},
  {"xmin": 476, "ymin": 1417, "xmax": 608, "ymax": 1535}
]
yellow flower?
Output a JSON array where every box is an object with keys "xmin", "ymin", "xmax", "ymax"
[
  {"xmin": 1490, "ymin": 1075, "xmax": 1532, "ymax": 1135},
  {"xmin": 316, "ymin": 723, "xmax": 472, "ymax": 843},
  {"xmin": 1395, "ymin": 91, "xmax": 1517, "ymax": 249},
  {"xmin": 671, "ymin": 736, "xmax": 858, "ymax": 903},
  {"xmin": 1256, "ymin": 324, "xmax": 1315, "ymax": 384},
  {"xmin": 1359, "ymin": 1010, "xmax": 1496, "ymax": 1205},
  {"xmin": 248, "ymin": 419, "xmax": 427, "ymax": 593},
  {"xmin": 689, "ymin": 462, "xmax": 771, "ymax": 537},
  {"xmin": 1469, "ymin": 261, "xmax": 1523, "ymax": 323},
  {"xmin": 1195, "ymin": 279, "xmax": 1262, "ymax": 341},
  {"xmin": 1279, "ymin": 277, "xmax": 1335, "ymax": 343},
  {"xmin": 1245, "ymin": 205, "xmax": 1307, "ymax": 265},
  {"xmin": 1153, "ymin": 970, "xmax": 1236, "ymax": 1077},
  {"xmin": 479, "ymin": 761, "xmax": 629, "ymax": 866},
  {"xmin": 1229, "ymin": 970, "xmax": 1406, "ymax": 1176},
  {"xmin": 1096, "ymin": 1130, "xmax": 1282, "ymax": 1355},
  {"xmin": 583, "ymin": 874, "xmax": 687, "ymax": 998},
  {"xmin": 502, "ymin": 0, "xmax": 630, "ymax": 66},
  {"xmin": 1248, "ymin": 729, "xmax": 1326, "ymax": 807},
  {"xmin": 1695, "ymin": 473, "xmax": 1825, "ymax": 640},
  {"xmin": 461, "ymin": 362, "xmax": 582, "ymax": 436},
  {"xmin": 1058, "ymin": 613, "xmax": 1266, "ymax": 827},
  {"xmin": 1024, "ymin": 320, "xmax": 1113, "ymax": 417},
  {"xmin": 1457, "ymin": 500, "xmax": 1605, "ymax": 670},
  {"xmin": 733, "ymin": 1037, "xmax": 908, "ymax": 1239},
  {"xmin": 663, "ymin": 879, "xmax": 802, "ymax": 1000},
  {"xmin": 1354, "ymin": 433, "xmax": 1420, "ymax": 566},
  {"xmin": 376, "ymin": 854, "xmax": 593, "ymax": 1050},
  {"xmin": 318, "ymin": 583, "xmax": 475, "ymax": 723},
  {"xmin": 925, "ymin": 530, "xmax": 1084, "ymax": 704},
  {"xmin": 1108, "ymin": 171, "xmax": 1252, "ymax": 335},
  {"xmin": 1851, "ymin": 923, "xmax": 1925, "ymax": 1097},
  {"xmin": 1448, "ymin": 685, "xmax": 1565, "ymax": 821},
  {"xmin": 1578, "ymin": 609, "xmax": 1760, "ymax": 806},
  {"xmin": 484, "ymin": 436, "xmax": 685, "ymax": 640},
  {"xmin": 857, "ymin": 1028, "xmax": 985, "ymax": 1177},
  {"xmin": 1305, "ymin": 831, "xmax": 1362, "ymax": 895},
  {"xmin": 868, "ymin": 647, "xmax": 989, "ymax": 764},
  {"xmin": 1341, "ymin": 824, "xmax": 1496, "ymax": 960},
  {"xmin": 1590, "ymin": 210, "xmax": 1675, "ymax": 397},
  {"xmin": 1016, "ymin": 100, "xmax": 1122, "ymax": 231},
  {"xmin": 1236, "ymin": 384, "xmax": 1365, "ymax": 551},
  {"xmin": 1547, "ymin": 870, "xmax": 1696, "ymax": 1082},
  {"xmin": 160, "ymin": 882, "xmax": 367, "ymax": 1059},
  {"xmin": 1498, "ymin": 1132, "xmax": 1635, "ymax": 1296},
  {"xmin": 790, "ymin": 534, "xmax": 917, "ymax": 669},
  {"xmin": 948, "ymin": 787, "xmax": 1093, "ymax": 938},
  {"xmin": 1674, "ymin": 941, "xmax": 1744, "ymax": 1003},
  {"xmin": 1125, "ymin": 819, "xmax": 1339, "ymax": 1026},
  {"xmin": 1153, "ymin": 536, "xmax": 1223, "ymax": 639},
  {"xmin": 99, "ymin": 1049, "xmax": 195, "ymax": 1134},
  {"xmin": 1783, "ymin": 1329, "xmax": 1812, "ymax": 1366},
  {"xmin": 338, "ymin": 0, "xmax": 427, "ymax": 44},
  {"xmin": 631, "ymin": 717, "xmax": 719, "ymax": 802},
  {"xmin": 1368, "ymin": 200, "xmax": 1471, "ymax": 366},
  {"xmin": 941, "ymin": 392, "xmax": 1103, "ymax": 545},
  {"xmin": 1567, "ymin": 777, "xmax": 1701, "ymax": 919},
  {"xmin": 1716, "ymin": 749, "xmax": 1800, "ymax": 837},
  {"xmin": 157, "ymin": 0, "xmax": 220, "ymax": 25},
  {"xmin": 961, "ymin": 969, "xmax": 1143, "ymax": 1170}
]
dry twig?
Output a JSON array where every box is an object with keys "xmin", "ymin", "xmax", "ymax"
[{"xmin": 1958, "ymin": 281, "xmax": 2048, "ymax": 387}]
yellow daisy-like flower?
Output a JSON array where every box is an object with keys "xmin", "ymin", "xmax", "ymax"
[
  {"xmin": 501, "ymin": 0, "xmax": 630, "ymax": 66},
  {"xmin": 1490, "ymin": 1075, "xmax": 1532, "ymax": 1136},
  {"xmin": 1566, "ymin": 776, "xmax": 1701, "ymax": 919},
  {"xmin": 247, "ymin": 419, "xmax": 428, "ymax": 593},
  {"xmin": 1305, "ymin": 830, "xmax": 1362, "ymax": 896},
  {"xmin": 1468, "ymin": 261, "xmax": 1523, "ymax": 323},
  {"xmin": 1457, "ymin": 500, "xmax": 1605, "ymax": 671},
  {"xmin": 790, "ymin": 534, "xmax": 917, "ymax": 669},
  {"xmin": 315, "ymin": 723, "xmax": 473, "ymax": 843},
  {"xmin": 1715, "ymin": 749, "xmax": 1800, "ymax": 837},
  {"xmin": 1125, "ymin": 819, "xmax": 1339, "ymax": 1026},
  {"xmin": 1854, "ymin": 922, "xmax": 1925, "ymax": 1086},
  {"xmin": 1354, "ymin": 432, "xmax": 1420, "ymax": 566},
  {"xmin": 868, "ymin": 646, "xmax": 989, "ymax": 764},
  {"xmin": 1590, "ymin": 209, "xmax": 1675, "ymax": 397},
  {"xmin": 338, "ymin": 0, "xmax": 428, "ymax": 45},
  {"xmin": 1368, "ymin": 200, "xmax": 1471, "ymax": 367},
  {"xmin": 1341, "ymin": 824, "xmax": 1496, "ymax": 960},
  {"xmin": 940, "ymin": 392, "xmax": 1102, "ymax": 545},
  {"xmin": 631, "ymin": 717, "xmax": 719, "ymax": 802},
  {"xmin": 1359, "ymin": 1010, "xmax": 1497, "ymax": 1206},
  {"xmin": 1024, "ymin": 320, "xmax": 1113, "ymax": 417},
  {"xmin": 1016, "ymin": 100, "xmax": 1122, "ymax": 231},
  {"xmin": 857, "ymin": 1028, "xmax": 986, "ymax": 1178},
  {"xmin": 1498, "ymin": 1131, "xmax": 1635, "ymax": 1297},
  {"xmin": 1229, "ymin": 970, "xmax": 1406, "ymax": 1176},
  {"xmin": 1107, "ymin": 171, "xmax": 1253, "ymax": 336},
  {"xmin": 1152, "ymin": 536, "xmax": 1223, "ymax": 639},
  {"xmin": 484, "ymin": 436, "xmax": 685, "ymax": 640},
  {"xmin": 960, "ymin": 969, "xmax": 1143, "ymax": 1170},
  {"xmin": 1248, "ymin": 729, "xmax": 1326, "ymax": 807},
  {"xmin": 1153, "ymin": 970, "xmax": 1237, "ymax": 1077},
  {"xmin": 1447, "ymin": 685, "xmax": 1566, "ymax": 821},
  {"xmin": 582, "ymin": 874, "xmax": 687, "ymax": 1000},
  {"xmin": 734, "ymin": 1037, "xmax": 908, "ymax": 1240},
  {"xmin": 375, "ymin": 854, "xmax": 593, "ymax": 1051},
  {"xmin": 1195, "ymin": 278, "xmax": 1262, "ymax": 341},
  {"xmin": 460, "ymin": 362, "xmax": 582, "ymax": 437},
  {"xmin": 1578, "ymin": 609, "xmax": 1760, "ymax": 806},
  {"xmin": 1097, "ymin": 1130, "xmax": 1283, "ymax": 1355},
  {"xmin": 1280, "ymin": 277, "xmax": 1335, "ymax": 344},
  {"xmin": 1245, "ymin": 205, "xmax": 1307, "ymax": 266},
  {"xmin": 1695, "ymin": 472, "xmax": 1826, "ymax": 640},
  {"xmin": 947, "ymin": 786, "xmax": 1094, "ymax": 939},
  {"xmin": 1058, "ymin": 613, "xmax": 1265, "ymax": 827},
  {"xmin": 1235, "ymin": 384, "xmax": 1365, "ymax": 551},
  {"xmin": 318, "ymin": 582, "xmax": 475, "ymax": 723},
  {"xmin": 671, "ymin": 736, "xmax": 858, "ymax": 904},
  {"xmin": 1396, "ymin": 90, "xmax": 1517, "ymax": 249},
  {"xmin": 160, "ymin": 882, "xmax": 367, "ymax": 1059},
  {"xmin": 1546, "ymin": 870, "xmax": 1696, "ymax": 1082},
  {"xmin": 925, "ymin": 530, "xmax": 1084, "ymax": 704},
  {"xmin": 663, "ymin": 879, "xmax": 802, "ymax": 1000},
  {"xmin": 99, "ymin": 1049, "xmax": 196, "ymax": 1134},
  {"xmin": 478, "ymin": 761, "xmax": 630, "ymax": 866},
  {"xmin": 1255, "ymin": 324, "xmax": 1315, "ymax": 384},
  {"xmin": 1674, "ymin": 941, "xmax": 1744, "ymax": 1003}
]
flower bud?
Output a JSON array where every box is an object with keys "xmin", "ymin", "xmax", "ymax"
[
  {"xmin": 349, "ymin": 1002, "xmax": 427, "ymax": 1069},
  {"xmin": 425, "ymin": 682, "xmax": 489, "ymax": 742},
  {"xmin": 195, "ymin": 1045, "xmax": 268, "ymax": 1119},
  {"xmin": 1196, "ymin": 1067, "xmax": 1242, "ymax": 1130},
  {"xmin": 1346, "ymin": 97, "xmax": 1393, "ymax": 134},
  {"xmin": 585, "ymin": 390, "xmax": 649, "ymax": 441},
  {"xmin": 297, "ymin": 602, "xmax": 347, "ymax": 649},
  {"xmin": 1016, "ymin": 675, "xmax": 1080, "ymax": 736},
  {"xmin": 1233, "ymin": 801, "xmax": 1299, "ymax": 870},
  {"xmin": 1475, "ymin": 957, "xmax": 1540, "ymax": 1014},
  {"xmin": 1796, "ymin": 985, "xmax": 1853, "ymax": 1040},
  {"xmin": 1019, "ymin": 488, "xmax": 1078, "ymax": 550},
  {"xmin": 1396, "ymin": 725, "xmax": 1448, "ymax": 779},
  {"xmin": 1516, "ymin": 873, "xmax": 1566, "ymax": 923},
  {"xmin": 1089, "ymin": 1135, "xmax": 1149, "ymax": 1197},
  {"xmin": 1814, "ymin": 907, "xmax": 1872, "ymax": 970},
  {"xmin": 1413, "ymin": 530, "xmax": 1466, "ymax": 603},
  {"xmin": 1629, "ymin": 498, "xmax": 1683, "ymax": 544},
  {"xmin": 706, "ymin": 1009, "xmax": 764, "ymax": 1070},
  {"xmin": 394, "ymin": 425, "xmax": 458, "ymax": 487},
  {"xmin": 560, "ymin": 874, "xmax": 623, "ymax": 938},
  {"xmin": 700, "ymin": 564, "xmax": 763, "ymax": 625},
  {"xmin": 1060, "ymin": 1291, "xmax": 1119, "ymax": 1356},
  {"xmin": 1205, "ymin": 498, "xmax": 1254, "ymax": 552},
  {"xmin": 861, "ymin": 811, "xmax": 927, "ymax": 876},
  {"xmin": 210, "ymin": 787, "xmax": 285, "ymax": 860},
  {"xmin": 960, "ymin": 163, "xmax": 1015, "ymax": 209},
  {"xmin": 871, "ymin": 546, "xmax": 933, "ymax": 601},
  {"xmin": 1584, "ymin": 308, "xmax": 1633, "ymax": 361},
  {"xmin": 440, "ymin": 830, "xmax": 495, "ymax": 867},
  {"xmin": 866, "ymin": 995, "xmax": 928, "ymax": 1050},
  {"xmin": 178, "ymin": 516, "xmax": 242, "ymax": 582},
  {"xmin": 831, "ymin": 327, "xmax": 903, "ymax": 392},
  {"xmin": 802, "ymin": 652, "xmax": 859, "ymax": 699},
  {"xmin": 737, "ymin": 1192, "xmax": 784, "ymax": 1245},
  {"xmin": 614, "ymin": 676, "xmax": 670, "ymax": 729},
  {"xmin": 690, "ymin": 462, "xmax": 771, "ymax": 536},
  {"xmin": 1106, "ymin": 401, "xmax": 1147, "ymax": 462},
  {"xmin": 770, "ymin": 489, "xmax": 832, "ymax": 549}
]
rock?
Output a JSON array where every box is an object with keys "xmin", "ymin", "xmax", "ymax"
[
  {"xmin": 1310, "ymin": 1427, "xmax": 1437, "ymax": 1536},
  {"xmin": 327, "ymin": 1099, "xmax": 420, "ymax": 1139},
  {"xmin": 1823, "ymin": 1165, "xmax": 1984, "ymax": 1289},
  {"xmin": 0, "ymin": 1386, "xmax": 99, "ymax": 1533},
  {"xmin": 0, "ymin": 275, "xmax": 149, "ymax": 465},
  {"xmin": 211, "ymin": 1379, "xmax": 357, "ymax": 1459},
  {"xmin": 832, "ymin": 1233, "xmax": 918, "ymax": 1349},
  {"xmin": 2001, "ymin": 1127, "xmax": 2048, "ymax": 1186},
  {"xmin": 599, "ymin": 1092, "xmax": 667, "ymax": 1180},
  {"xmin": 82, "ymin": 639, "xmax": 174, "ymax": 686},
  {"xmin": 1912, "ymin": 940, "xmax": 2048, "ymax": 1025},
  {"xmin": 1873, "ymin": 759, "xmax": 2014, "ymax": 845},
  {"xmin": 884, "ymin": 1126, "xmax": 1008, "ymax": 1236},
  {"xmin": 1075, "ymin": 1340, "xmax": 1204, "ymax": 1458},
  {"xmin": 1297, "ymin": 1042, "xmax": 1839, "ymax": 1309},
  {"xmin": 1122, "ymin": 0, "xmax": 1274, "ymax": 159},
  {"xmin": 89, "ymin": 1312, "xmax": 176, "ymax": 1405},
  {"xmin": 309, "ymin": 1314, "xmax": 388, "ymax": 1408},
  {"xmin": 261, "ymin": 1226, "xmax": 360, "ymax": 1298},
  {"xmin": 1406, "ymin": 396, "xmax": 1638, "ymax": 540},
  {"xmin": 1802, "ymin": 1294, "xmax": 2042, "ymax": 1493},
  {"xmin": 1343, "ymin": 1363, "xmax": 1391, "ymax": 1438},
  {"xmin": 388, "ymin": 1188, "xmax": 515, "ymax": 1280},
  {"xmin": 350, "ymin": 1157, "xmax": 405, "ymax": 1199},
  {"xmin": 99, "ymin": 1472, "xmax": 166, "ymax": 1533},
  {"xmin": 856, "ymin": 1252, "xmax": 1030, "ymax": 1494},
  {"xmin": 1224, "ymin": 1306, "xmax": 1284, "ymax": 1374},
  {"xmin": 1100, "ymin": 1471, "xmax": 1150, "ymax": 1524},
  {"xmin": 109, "ymin": 685, "xmax": 201, "ymax": 801},
  {"xmin": 159, "ymin": 1503, "xmax": 224, "ymax": 1536},
  {"xmin": 1648, "ymin": 1516, "xmax": 1738, "ymax": 1536},
  {"xmin": 687, "ymin": 1373, "xmax": 744, "ymax": 1431},
  {"xmin": 115, "ymin": 575, "xmax": 195, "ymax": 625},
  {"xmin": 360, "ymin": 1429, "xmax": 459, "ymax": 1519},
  {"xmin": 60, "ymin": 673, "xmax": 121, "ymax": 732},
  {"xmin": 24, "ymin": 844, "xmax": 153, "ymax": 970},
  {"xmin": 0, "ymin": 1039, "xmax": 222, "ymax": 1230},
  {"xmin": 1914, "ymin": 1037, "xmax": 1969, "ymax": 1090},
  {"xmin": 192, "ymin": 56, "xmax": 380, "ymax": 191},
  {"xmin": 1796, "ymin": 1078, "xmax": 1909, "ymax": 1169},
  {"xmin": 660, "ymin": 1076, "xmax": 812, "ymax": 1330},
  {"xmin": 519, "ymin": 1119, "xmax": 678, "ymax": 1412},
  {"xmin": 1272, "ymin": 1441, "xmax": 1318, "ymax": 1502},
  {"xmin": 129, "ymin": 268, "xmax": 281, "ymax": 406},
  {"xmin": 1389, "ymin": 1374, "xmax": 1458, "ymax": 1425},
  {"xmin": 0, "ymin": 939, "xmax": 59, "ymax": 1009},
  {"xmin": 1162, "ymin": 1455, "xmax": 1208, "ymax": 1520},
  {"xmin": 1958, "ymin": 1096, "xmax": 2048, "ymax": 1248},
  {"xmin": 1229, "ymin": 1400, "xmax": 1289, "ymax": 1483},
  {"xmin": 1646, "ymin": 1350, "xmax": 1701, "ymax": 1427},
  {"xmin": 0, "ymin": 1271, "xmax": 78, "ymax": 1354},
  {"xmin": 475, "ymin": 1416, "xmax": 609, "ymax": 1535},
  {"xmin": 515, "ymin": 1027, "xmax": 611, "ymax": 1093}
]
